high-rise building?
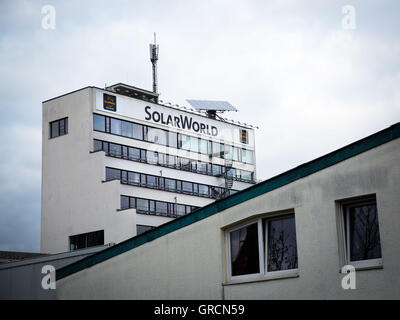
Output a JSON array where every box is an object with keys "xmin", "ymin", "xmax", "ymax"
[{"xmin": 41, "ymin": 83, "xmax": 257, "ymax": 254}]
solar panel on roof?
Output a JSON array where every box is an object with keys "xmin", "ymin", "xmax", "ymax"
[{"xmin": 186, "ymin": 99, "xmax": 237, "ymax": 112}]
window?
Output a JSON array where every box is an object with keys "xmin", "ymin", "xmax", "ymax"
[
  {"xmin": 176, "ymin": 204, "xmax": 186, "ymax": 216},
  {"xmin": 128, "ymin": 172, "xmax": 140, "ymax": 185},
  {"xmin": 128, "ymin": 147, "xmax": 140, "ymax": 161},
  {"xmin": 212, "ymin": 164, "xmax": 222, "ymax": 176},
  {"xmin": 182, "ymin": 181, "xmax": 193, "ymax": 194},
  {"xmin": 240, "ymin": 170, "xmax": 253, "ymax": 182},
  {"xmin": 109, "ymin": 143, "xmax": 121, "ymax": 157},
  {"xmin": 121, "ymin": 170, "xmax": 127, "ymax": 184},
  {"xmin": 136, "ymin": 199, "xmax": 149, "ymax": 212},
  {"xmin": 137, "ymin": 225, "xmax": 154, "ymax": 235},
  {"xmin": 340, "ymin": 196, "xmax": 382, "ymax": 269},
  {"xmin": 211, "ymin": 186, "xmax": 224, "ymax": 199},
  {"xmin": 165, "ymin": 178, "xmax": 176, "ymax": 191},
  {"xmin": 121, "ymin": 121, "xmax": 133, "ymax": 138},
  {"xmin": 230, "ymin": 222, "xmax": 260, "ymax": 277},
  {"xmin": 140, "ymin": 174, "xmax": 146, "ymax": 185},
  {"xmin": 110, "ymin": 118, "xmax": 121, "ymax": 135},
  {"xmin": 232, "ymin": 146, "xmax": 240, "ymax": 162},
  {"xmin": 102, "ymin": 141, "xmax": 109, "ymax": 153},
  {"xmin": 140, "ymin": 150, "xmax": 147, "ymax": 162},
  {"xmin": 149, "ymin": 200, "xmax": 155, "ymax": 213},
  {"xmin": 156, "ymin": 201, "xmax": 168, "ymax": 216},
  {"xmin": 197, "ymin": 162, "xmax": 207, "ymax": 174},
  {"xmin": 158, "ymin": 153, "xmax": 166, "ymax": 166},
  {"xmin": 241, "ymin": 149, "xmax": 253, "ymax": 164},
  {"xmin": 50, "ymin": 117, "xmax": 68, "ymax": 138},
  {"xmin": 69, "ymin": 230, "xmax": 104, "ymax": 251},
  {"xmin": 199, "ymin": 139, "xmax": 208, "ymax": 154},
  {"xmin": 122, "ymin": 146, "xmax": 128, "ymax": 159},
  {"xmin": 168, "ymin": 131, "xmax": 178, "ymax": 148},
  {"xmin": 105, "ymin": 167, "xmax": 120, "ymax": 181},
  {"xmin": 190, "ymin": 137, "xmax": 199, "ymax": 153},
  {"xmin": 226, "ymin": 214, "xmax": 298, "ymax": 281},
  {"xmin": 121, "ymin": 195, "xmax": 129, "ymax": 209},
  {"xmin": 179, "ymin": 134, "xmax": 200, "ymax": 153},
  {"xmin": 266, "ymin": 216, "xmax": 298, "ymax": 272},
  {"xmin": 212, "ymin": 142, "xmax": 224, "ymax": 158},
  {"xmin": 93, "ymin": 139, "xmax": 102, "ymax": 152},
  {"xmin": 147, "ymin": 151, "xmax": 158, "ymax": 164},
  {"xmin": 132, "ymin": 123, "xmax": 143, "ymax": 140},
  {"xmin": 179, "ymin": 134, "xmax": 191, "ymax": 151},
  {"xmin": 147, "ymin": 175, "xmax": 158, "ymax": 188},
  {"xmin": 181, "ymin": 158, "xmax": 191, "ymax": 171},
  {"xmin": 199, "ymin": 184, "xmax": 209, "ymax": 197},
  {"xmin": 146, "ymin": 127, "xmax": 168, "ymax": 145},
  {"xmin": 93, "ymin": 114, "xmax": 105, "ymax": 132},
  {"xmin": 166, "ymin": 155, "xmax": 176, "ymax": 168}
]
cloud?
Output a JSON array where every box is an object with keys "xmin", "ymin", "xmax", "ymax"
[{"xmin": 0, "ymin": 0, "xmax": 399, "ymax": 252}]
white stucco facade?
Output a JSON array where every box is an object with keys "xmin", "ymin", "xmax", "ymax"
[{"xmin": 55, "ymin": 127, "xmax": 400, "ymax": 299}]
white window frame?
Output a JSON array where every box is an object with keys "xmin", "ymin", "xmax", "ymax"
[
  {"xmin": 340, "ymin": 197, "xmax": 383, "ymax": 270},
  {"xmin": 225, "ymin": 213, "xmax": 299, "ymax": 284}
]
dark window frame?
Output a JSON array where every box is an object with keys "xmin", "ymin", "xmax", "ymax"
[
  {"xmin": 69, "ymin": 230, "xmax": 104, "ymax": 251},
  {"xmin": 50, "ymin": 117, "xmax": 68, "ymax": 139}
]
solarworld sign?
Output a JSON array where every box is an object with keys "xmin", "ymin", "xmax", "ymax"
[
  {"xmin": 96, "ymin": 90, "xmax": 246, "ymax": 144},
  {"xmin": 144, "ymin": 106, "xmax": 218, "ymax": 137}
]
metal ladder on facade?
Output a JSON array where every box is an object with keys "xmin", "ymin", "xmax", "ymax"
[{"xmin": 224, "ymin": 159, "xmax": 234, "ymax": 190}]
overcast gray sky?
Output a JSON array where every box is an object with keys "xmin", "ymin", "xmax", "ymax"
[{"xmin": 0, "ymin": 0, "xmax": 399, "ymax": 253}]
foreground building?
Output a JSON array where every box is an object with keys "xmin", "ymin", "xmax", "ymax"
[
  {"xmin": 55, "ymin": 122, "xmax": 400, "ymax": 299},
  {"xmin": 41, "ymin": 84, "xmax": 257, "ymax": 254}
]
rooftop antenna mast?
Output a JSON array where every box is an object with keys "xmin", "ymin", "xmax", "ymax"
[{"xmin": 149, "ymin": 32, "xmax": 159, "ymax": 94}]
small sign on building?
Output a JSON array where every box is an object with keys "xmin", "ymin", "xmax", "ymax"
[{"xmin": 103, "ymin": 93, "xmax": 116, "ymax": 111}]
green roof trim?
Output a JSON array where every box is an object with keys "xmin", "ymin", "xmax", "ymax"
[{"xmin": 56, "ymin": 122, "xmax": 400, "ymax": 281}]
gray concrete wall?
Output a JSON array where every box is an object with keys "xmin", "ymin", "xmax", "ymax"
[
  {"xmin": 0, "ymin": 245, "xmax": 110, "ymax": 300},
  {"xmin": 56, "ymin": 137, "xmax": 400, "ymax": 299}
]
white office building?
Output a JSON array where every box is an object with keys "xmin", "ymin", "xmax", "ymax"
[{"xmin": 41, "ymin": 83, "xmax": 257, "ymax": 254}]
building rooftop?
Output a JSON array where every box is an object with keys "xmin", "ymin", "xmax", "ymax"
[
  {"xmin": 0, "ymin": 251, "xmax": 49, "ymax": 264},
  {"xmin": 43, "ymin": 84, "xmax": 258, "ymax": 130}
]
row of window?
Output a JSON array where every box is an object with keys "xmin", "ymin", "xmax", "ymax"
[
  {"xmin": 106, "ymin": 167, "xmax": 238, "ymax": 199},
  {"xmin": 93, "ymin": 113, "xmax": 254, "ymax": 164},
  {"xmin": 50, "ymin": 117, "xmax": 68, "ymax": 139},
  {"xmin": 94, "ymin": 139, "xmax": 255, "ymax": 183},
  {"xmin": 121, "ymin": 195, "xmax": 199, "ymax": 218},
  {"xmin": 226, "ymin": 195, "xmax": 382, "ymax": 280}
]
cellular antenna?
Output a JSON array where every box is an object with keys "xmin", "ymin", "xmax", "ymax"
[{"xmin": 149, "ymin": 32, "xmax": 159, "ymax": 94}]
